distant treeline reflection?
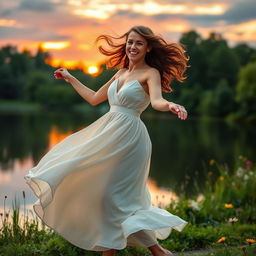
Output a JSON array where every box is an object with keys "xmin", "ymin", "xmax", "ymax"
[{"xmin": 1, "ymin": 112, "xmax": 255, "ymax": 196}]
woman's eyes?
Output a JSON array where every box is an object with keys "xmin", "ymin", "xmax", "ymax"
[{"xmin": 127, "ymin": 41, "xmax": 143, "ymax": 45}]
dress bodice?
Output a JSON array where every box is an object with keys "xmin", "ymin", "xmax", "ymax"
[{"xmin": 108, "ymin": 79, "xmax": 150, "ymax": 116}]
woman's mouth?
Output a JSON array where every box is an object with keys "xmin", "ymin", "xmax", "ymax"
[{"xmin": 129, "ymin": 50, "xmax": 138, "ymax": 56}]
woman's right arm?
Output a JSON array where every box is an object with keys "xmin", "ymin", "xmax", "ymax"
[{"xmin": 54, "ymin": 68, "xmax": 122, "ymax": 106}]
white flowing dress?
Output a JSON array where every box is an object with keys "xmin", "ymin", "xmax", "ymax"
[{"xmin": 25, "ymin": 78, "xmax": 187, "ymax": 251}]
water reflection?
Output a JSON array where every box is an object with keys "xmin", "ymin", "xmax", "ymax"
[
  {"xmin": 48, "ymin": 125, "xmax": 74, "ymax": 150},
  {"xmin": 145, "ymin": 113, "xmax": 256, "ymax": 195},
  {"xmin": 1, "ymin": 111, "xmax": 256, "ymax": 210},
  {"xmin": 0, "ymin": 117, "xmax": 177, "ymax": 209},
  {"xmin": 147, "ymin": 178, "xmax": 178, "ymax": 208},
  {"xmin": 0, "ymin": 158, "xmax": 176, "ymax": 210}
]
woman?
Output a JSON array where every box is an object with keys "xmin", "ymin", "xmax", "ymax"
[{"xmin": 25, "ymin": 26, "xmax": 189, "ymax": 256}]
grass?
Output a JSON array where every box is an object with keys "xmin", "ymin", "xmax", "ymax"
[
  {"xmin": 0, "ymin": 156, "xmax": 255, "ymax": 255},
  {"xmin": 177, "ymin": 245, "xmax": 256, "ymax": 256}
]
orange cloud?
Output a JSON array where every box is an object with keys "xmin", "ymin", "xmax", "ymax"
[
  {"xmin": 0, "ymin": 19, "xmax": 23, "ymax": 28},
  {"xmin": 1, "ymin": 0, "xmax": 255, "ymax": 69},
  {"xmin": 225, "ymin": 20, "xmax": 256, "ymax": 43},
  {"xmin": 0, "ymin": 19, "xmax": 16, "ymax": 27},
  {"xmin": 196, "ymin": 19, "xmax": 256, "ymax": 45},
  {"xmin": 68, "ymin": 1, "xmax": 228, "ymax": 19}
]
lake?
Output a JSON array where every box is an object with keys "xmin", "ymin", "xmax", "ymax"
[{"xmin": 0, "ymin": 108, "xmax": 255, "ymax": 213}]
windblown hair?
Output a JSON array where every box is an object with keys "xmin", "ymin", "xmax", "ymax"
[{"xmin": 96, "ymin": 26, "xmax": 189, "ymax": 92}]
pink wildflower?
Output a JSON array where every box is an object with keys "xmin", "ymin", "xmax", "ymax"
[{"xmin": 245, "ymin": 161, "xmax": 252, "ymax": 167}]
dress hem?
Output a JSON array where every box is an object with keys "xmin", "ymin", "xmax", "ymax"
[{"xmin": 24, "ymin": 175, "xmax": 188, "ymax": 251}]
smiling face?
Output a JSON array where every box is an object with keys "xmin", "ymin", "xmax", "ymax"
[{"xmin": 125, "ymin": 31, "xmax": 150, "ymax": 63}]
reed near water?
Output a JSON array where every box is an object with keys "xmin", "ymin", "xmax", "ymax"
[{"xmin": 0, "ymin": 156, "xmax": 256, "ymax": 255}]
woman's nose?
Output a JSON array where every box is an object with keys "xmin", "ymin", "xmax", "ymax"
[{"xmin": 131, "ymin": 43, "xmax": 136, "ymax": 49}]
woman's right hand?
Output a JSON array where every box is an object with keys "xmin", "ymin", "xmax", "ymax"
[{"xmin": 54, "ymin": 68, "xmax": 72, "ymax": 82}]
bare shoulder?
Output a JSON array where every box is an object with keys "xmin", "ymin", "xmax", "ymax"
[
  {"xmin": 145, "ymin": 67, "xmax": 161, "ymax": 85},
  {"xmin": 146, "ymin": 67, "xmax": 160, "ymax": 80}
]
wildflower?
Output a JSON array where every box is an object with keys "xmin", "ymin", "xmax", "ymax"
[
  {"xmin": 224, "ymin": 203, "xmax": 234, "ymax": 208},
  {"xmin": 228, "ymin": 217, "xmax": 238, "ymax": 223},
  {"xmin": 219, "ymin": 176, "xmax": 224, "ymax": 181},
  {"xmin": 246, "ymin": 239, "xmax": 256, "ymax": 244},
  {"xmin": 245, "ymin": 161, "xmax": 252, "ymax": 167},
  {"xmin": 236, "ymin": 208, "xmax": 243, "ymax": 214},
  {"xmin": 241, "ymin": 245, "xmax": 247, "ymax": 252},
  {"xmin": 209, "ymin": 159, "xmax": 215, "ymax": 166},
  {"xmin": 197, "ymin": 194, "xmax": 204, "ymax": 202},
  {"xmin": 217, "ymin": 237, "xmax": 226, "ymax": 243},
  {"xmin": 236, "ymin": 167, "xmax": 244, "ymax": 178},
  {"xmin": 188, "ymin": 200, "xmax": 200, "ymax": 211},
  {"xmin": 244, "ymin": 175, "xmax": 249, "ymax": 181}
]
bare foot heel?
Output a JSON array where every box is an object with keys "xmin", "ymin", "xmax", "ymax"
[{"xmin": 148, "ymin": 244, "xmax": 173, "ymax": 256}]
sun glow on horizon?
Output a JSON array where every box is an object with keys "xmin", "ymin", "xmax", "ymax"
[
  {"xmin": 46, "ymin": 58, "xmax": 100, "ymax": 75},
  {"xmin": 87, "ymin": 66, "xmax": 99, "ymax": 75},
  {"xmin": 42, "ymin": 42, "xmax": 71, "ymax": 50}
]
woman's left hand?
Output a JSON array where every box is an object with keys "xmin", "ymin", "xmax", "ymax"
[{"xmin": 169, "ymin": 102, "xmax": 188, "ymax": 120}]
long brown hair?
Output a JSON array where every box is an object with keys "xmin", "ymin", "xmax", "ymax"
[{"xmin": 96, "ymin": 25, "xmax": 189, "ymax": 92}]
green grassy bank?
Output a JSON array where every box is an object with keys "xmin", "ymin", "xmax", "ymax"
[{"xmin": 0, "ymin": 156, "xmax": 255, "ymax": 255}]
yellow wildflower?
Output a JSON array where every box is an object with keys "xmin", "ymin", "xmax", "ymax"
[
  {"xmin": 219, "ymin": 176, "xmax": 224, "ymax": 181},
  {"xmin": 224, "ymin": 203, "xmax": 234, "ymax": 208},
  {"xmin": 209, "ymin": 159, "xmax": 216, "ymax": 166}
]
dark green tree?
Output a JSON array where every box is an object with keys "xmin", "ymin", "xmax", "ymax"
[
  {"xmin": 233, "ymin": 44, "xmax": 256, "ymax": 66},
  {"xmin": 0, "ymin": 64, "xmax": 18, "ymax": 99},
  {"xmin": 179, "ymin": 31, "xmax": 208, "ymax": 88},
  {"xmin": 34, "ymin": 44, "xmax": 51, "ymax": 70},
  {"xmin": 23, "ymin": 71, "xmax": 52, "ymax": 102},
  {"xmin": 209, "ymin": 45, "xmax": 240, "ymax": 87},
  {"xmin": 235, "ymin": 62, "xmax": 256, "ymax": 120},
  {"xmin": 200, "ymin": 32, "xmax": 227, "ymax": 55},
  {"xmin": 197, "ymin": 90, "xmax": 217, "ymax": 117},
  {"xmin": 215, "ymin": 79, "xmax": 236, "ymax": 117}
]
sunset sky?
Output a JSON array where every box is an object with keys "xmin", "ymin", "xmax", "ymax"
[{"xmin": 1, "ymin": 0, "xmax": 256, "ymax": 71}]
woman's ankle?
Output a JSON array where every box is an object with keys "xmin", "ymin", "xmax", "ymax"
[
  {"xmin": 148, "ymin": 243, "xmax": 162, "ymax": 253},
  {"xmin": 148, "ymin": 244, "xmax": 173, "ymax": 256}
]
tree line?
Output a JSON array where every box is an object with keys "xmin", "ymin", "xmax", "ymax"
[{"xmin": 0, "ymin": 30, "xmax": 255, "ymax": 120}]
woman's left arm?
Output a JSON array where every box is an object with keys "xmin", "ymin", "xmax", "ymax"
[{"xmin": 147, "ymin": 69, "xmax": 188, "ymax": 120}]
